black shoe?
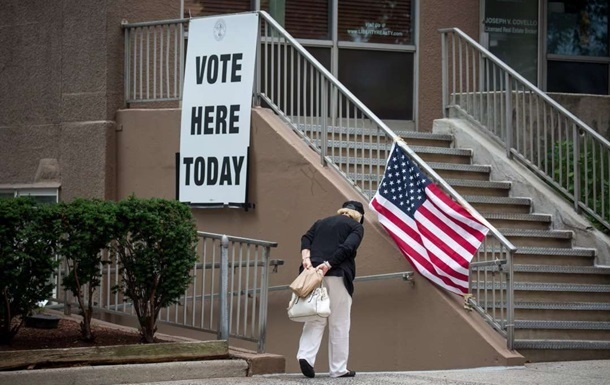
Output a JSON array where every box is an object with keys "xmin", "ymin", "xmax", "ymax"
[
  {"xmin": 339, "ymin": 370, "xmax": 356, "ymax": 377},
  {"xmin": 299, "ymin": 359, "xmax": 315, "ymax": 378}
]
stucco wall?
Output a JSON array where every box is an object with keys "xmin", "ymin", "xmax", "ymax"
[
  {"xmin": 0, "ymin": 0, "xmax": 180, "ymax": 200},
  {"xmin": 115, "ymin": 107, "xmax": 523, "ymax": 372}
]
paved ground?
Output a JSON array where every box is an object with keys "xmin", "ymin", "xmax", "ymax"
[{"xmin": 119, "ymin": 359, "xmax": 610, "ymax": 385}]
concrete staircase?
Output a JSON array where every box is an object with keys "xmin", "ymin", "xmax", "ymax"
[{"xmin": 306, "ymin": 124, "xmax": 610, "ymax": 362}]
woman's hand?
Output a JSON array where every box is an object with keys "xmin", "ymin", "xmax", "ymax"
[
  {"xmin": 302, "ymin": 257, "xmax": 312, "ymax": 269},
  {"xmin": 301, "ymin": 249, "xmax": 312, "ymax": 269},
  {"xmin": 316, "ymin": 261, "xmax": 331, "ymax": 275}
]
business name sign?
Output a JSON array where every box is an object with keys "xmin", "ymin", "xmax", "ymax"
[{"xmin": 179, "ymin": 13, "xmax": 258, "ymax": 205}]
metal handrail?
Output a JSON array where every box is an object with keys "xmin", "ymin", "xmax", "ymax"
[
  {"xmin": 440, "ymin": 27, "xmax": 610, "ymax": 232},
  {"xmin": 269, "ymin": 271, "xmax": 415, "ymax": 293}
]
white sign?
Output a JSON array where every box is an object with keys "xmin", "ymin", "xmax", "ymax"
[{"xmin": 179, "ymin": 13, "xmax": 258, "ymax": 205}]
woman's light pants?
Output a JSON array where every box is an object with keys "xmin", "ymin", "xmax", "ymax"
[{"xmin": 296, "ymin": 276, "xmax": 352, "ymax": 378}]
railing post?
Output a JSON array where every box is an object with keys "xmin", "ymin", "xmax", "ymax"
[
  {"xmin": 320, "ymin": 79, "xmax": 328, "ymax": 166},
  {"xmin": 257, "ymin": 246, "xmax": 271, "ymax": 353},
  {"xmin": 504, "ymin": 72, "xmax": 513, "ymax": 159},
  {"xmin": 506, "ymin": 248, "xmax": 515, "ymax": 350},
  {"xmin": 123, "ymin": 20, "xmax": 130, "ymax": 107},
  {"xmin": 254, "ymin": 15, "xmax": 262, "ymax": 107},
  {"xmin": 573, "ymin": 125, "xmax": 582, "ymax": 213},
  {"xmin": 441, "ymin": 31, "xmax": 448, "ymax": 118},
  {"xmin": 218, "ymin": 235, "xmax": 229, "ymax": 341}
]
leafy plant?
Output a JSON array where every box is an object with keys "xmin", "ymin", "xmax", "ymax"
[
  {"xmin": 57, "ymin": 199, "xmax": 117, "ymax": 341},
  {"xmin": 545, "ymin": 140, "xmax": 610, "ymax": 234},
  {"xmin": 113, "ymin": 197, "xmax": 198, "ymax": 343},
  {"xmin": 0, "ymin": 197, "xmax": 60, "ymax": 344}
]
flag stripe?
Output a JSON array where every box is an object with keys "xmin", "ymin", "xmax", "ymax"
[
  {"xmin": 369, "ymin": 142, "xmax": 489, "ymax": 296},
  {"xmin": 418, "ymin": 201, "xmax": 475, "ymax": 266},
  {"xmin": 427, "ymin": 184, "xmax": 488, "ymax": 242}
]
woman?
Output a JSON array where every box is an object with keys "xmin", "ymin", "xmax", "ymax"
[{"xmin": 296, "ymin": 200, "xmax": 365, "ymax": 378}]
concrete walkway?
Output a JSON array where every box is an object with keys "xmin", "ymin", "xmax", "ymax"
[{"xmin": 117, "ymin": 360, "xmax": 610, "ymax": 385}]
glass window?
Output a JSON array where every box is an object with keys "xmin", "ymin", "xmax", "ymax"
[
  {"xmin": 338, "ymin": 0, "xmax": 414, "ymax": 45},
  {"xmin": 338, "ymin": 49, "xmax": 413, "ymax": 120},
  {"xmin": 0, "ymin": 192, "xmax": 14, "ymax": 199},
  {"xmin": 547, "ymin": 0, "xmax": 609, "ymax": 57},
  {"xmin": 547, "ymin": 61, "xmax": 609, "ymax": 94},
  {"xmin": 484, "ymin": 0, "xmax": 539, "ymax": 84},
  {"xmin": 262, "ymin": 0, "xmax": 330, "ymax": 40},
  {"xmin": 183, "ymin": 0, "xmax": 252, "ymax": 18},
  {"xmin": 0, "ymin": 188, "xmax": 59, "ymax": 204}
]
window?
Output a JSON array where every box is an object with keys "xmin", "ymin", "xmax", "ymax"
[
  {"xmin": 0, "ymin": 188, "xmax": 59, "ymax": 204},
  {"xmin": 262, "ymin": 0, "xmax": 331, "ymax": 40},
  {"xmin": 547, "ymin": 0, "xmax": 609, "ymax": 57},
  {"xmin": 338, "ymin": 0, "xmax": 414, "ymax": 45},
  {"xmin": 338, "ymin": 49, "xmax": 414, "ymax": 119}
]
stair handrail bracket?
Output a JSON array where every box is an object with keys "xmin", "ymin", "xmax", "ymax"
[{"xmin": 440, "ymin": 27, "xmax": 610, "ymax": 232}]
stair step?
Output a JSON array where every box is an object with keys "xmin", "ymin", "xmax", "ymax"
[
  {"xmin": 444, "ymin": 179, "xmax": 512, "ymax": 197},
  {"xmin": 509, "ymin": 247, "xmax": 596, "ymax": 266},
  {"xmin": 483, "ymin": 213, "xmax": 551, "ymax": 230},
  {"xmin": 428, "ymin": 162, "xmax": 491, "ymax": 180},
  {"xmin": 513, "ymin": 264, "xmax": 610, "ymax": 284},
  {"xmin": 346, "ymin": 164, "xmax": 493, "ymax": 183},
  {"xmin": 514, "ymin": 339, "xmax": 610, "ymax": 350},
  {"xmin": 515, "ymin": 320, "xmax": 610, "ymax": 330},
  {"xmin": 514, "ymin": 320, "xmax": 610, "ymax": 340},
  {"xmin": 303, "ymin": 124, "xmax": 454, "ymax": 147},
  {"xmin": 499, "ymin": 229, "xmax": 574, "ymax": 248},
  {"xmin": 472, "ymin": 281, "xmax": 610, "ymax": 302},
  {"xmin": 325, "ymin": 144, "xmax": 472, "ymax": 165},
  {"xmin": 464, "ymin": 195, "xmax": 532, "ymax": 214},
  {"xmin": 329, "ymin": 153, "xmax": 475, "ymax": 176},
  {"xmin": 514, "ymin": 347, "xmax": 610, "ymax": 362},
  {"xmin": 480, "ymin": 301, "xmax": 610, "ymax": 321}
]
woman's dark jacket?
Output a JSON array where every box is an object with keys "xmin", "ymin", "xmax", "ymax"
[{"xmin": 300, "ymin": 214, "xmax": 364, "ymax": 296}]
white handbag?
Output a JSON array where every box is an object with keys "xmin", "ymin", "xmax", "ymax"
[{"xmin": 287, "ymin": 285, "xmax": 331, "ymax": 322}]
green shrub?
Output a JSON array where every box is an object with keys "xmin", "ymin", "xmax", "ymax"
[
  {"xmin": 113, "ymin": 197, "xmax": 198, "ymax": 343},
  {"xmin": 57, "ymin": 198, "xmax": 117, "ymax": 341},
  {"xmin": 0, "ymin": 198, "xmax": 60, "ymax": 344},
  {"xmin": 546, "ymin": 140, "xmax": 610, "ymax": 234}
]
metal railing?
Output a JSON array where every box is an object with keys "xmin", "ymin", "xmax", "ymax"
[
  {"xmin": 122, "ymin": 12, "xmax": 518, "ymax": 349},
  {"xmin": 50, "ymin": 231, "xmax": 279, "ymax": 353},
  {"xmin": 123, "ymin": 18, "xmax": 187, "ymax": 104},
  {"xmin": 440, "ymin": 27, "xmax": 610, "ymax": 233}
]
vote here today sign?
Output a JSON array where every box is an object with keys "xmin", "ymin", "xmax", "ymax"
[{"xmin": 179, "ymin": 13, "xmax": 258, "ymax": 206}]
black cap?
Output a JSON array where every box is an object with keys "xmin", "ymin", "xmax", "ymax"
[{"xmin": 342, "ymin": 200, "xmax": 365, "ymax": 216}]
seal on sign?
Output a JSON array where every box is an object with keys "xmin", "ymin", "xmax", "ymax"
[{"xmin": 213, "ymin": 19, "xmax": 226, "ymax": 41}]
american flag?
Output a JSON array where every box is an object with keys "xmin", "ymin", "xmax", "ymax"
[{"xmin": 369, "ymin": 142, "xmax": 489, "ymax": 295}]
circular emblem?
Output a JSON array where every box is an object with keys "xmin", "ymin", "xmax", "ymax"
[{"xmin": 213, "ymin": 19, "xmax": 226, "ymax": 41}]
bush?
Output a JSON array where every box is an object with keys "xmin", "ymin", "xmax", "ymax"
[
  {"xmin": 57, "ymin": 198, "xmax": 117, "ymax": 341},
  {"xmin": 113, "ymin": 197, "xmax": 198, "ymax": 343},
  {"xmin": 546, "ymin": 140, "xmax": 610, "ymax": 234},
  {"xmin": 0, "ymin": 198, "xmax": 60, "ymax": 344}
]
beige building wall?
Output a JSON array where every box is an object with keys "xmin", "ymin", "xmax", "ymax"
[{"xmin": 115, "ymin": 107, "xmax": 524, "ymax": 372}]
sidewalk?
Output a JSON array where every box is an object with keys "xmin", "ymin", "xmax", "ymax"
[{"xmin": 117, "ymin": 359, "xmax": 610, "ymax": 385}]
